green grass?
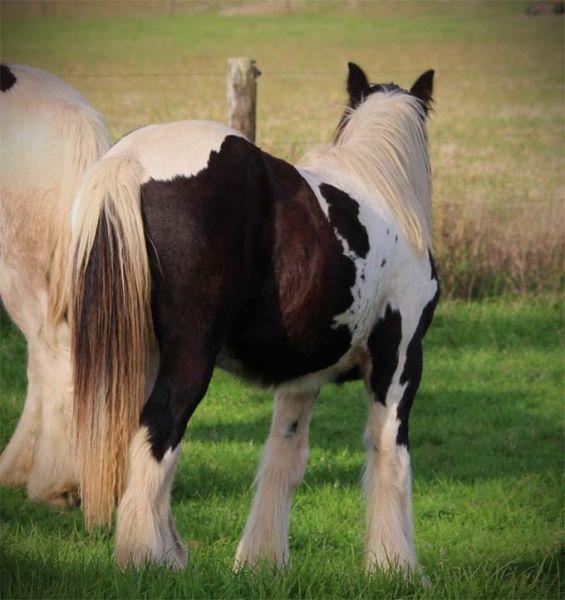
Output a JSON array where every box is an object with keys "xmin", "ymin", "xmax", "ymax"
[{"xmin": 1, "ymin": 296, "xmax": 563, "ymax": 598}]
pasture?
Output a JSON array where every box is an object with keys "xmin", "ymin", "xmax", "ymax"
[
  {"xmin": 1, "ymin": 2, "xmax": 563, "ymax": 598},
  {"xmin": 1, "ymin": 298, "xmax": 562, "ymax": 598}
]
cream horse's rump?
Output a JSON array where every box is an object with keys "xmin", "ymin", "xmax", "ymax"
[{"xmin": 0, "ymin": 64, "xmax": 109, "ymax": 505}]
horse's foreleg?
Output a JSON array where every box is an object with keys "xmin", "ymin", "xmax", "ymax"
[
  {"xmin": 364, "ymin": 308, "xmax": 425, "ymax": 575},
  {"xmin": 235, "ymin": 389, "xmax": 317, "ymax": 569}
]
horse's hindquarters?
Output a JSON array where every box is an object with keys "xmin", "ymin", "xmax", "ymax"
[{"xmin": 0, "ymin": 64, "xmax": 109, "ymax": 506}]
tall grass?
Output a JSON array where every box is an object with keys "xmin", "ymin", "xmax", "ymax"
[{"xmin": 435, "ymin": 200, "xmax": 563, "ymax": 299}]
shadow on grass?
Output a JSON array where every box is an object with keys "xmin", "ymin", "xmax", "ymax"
[{"xmin": 185, "ymin": 386, "xmax": 562, "ymax": 490}]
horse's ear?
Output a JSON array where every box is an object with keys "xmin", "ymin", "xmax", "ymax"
[
  {"xmin": 347, "ymin": 62, "xmax": 370, "ymax": 106},
  {"xmin": 410, "ymin": 69, "xmax": 435, "ymax": 112}
]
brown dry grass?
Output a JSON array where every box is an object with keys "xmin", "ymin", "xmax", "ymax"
[{"xmin": 435, "ymin": 200, "xmax": 563, "ymax": 298}]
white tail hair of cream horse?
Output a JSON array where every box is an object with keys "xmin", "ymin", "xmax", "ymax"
[{"xmin": 0, "ymin": 64, "xmax": 110, "ymax": 506}]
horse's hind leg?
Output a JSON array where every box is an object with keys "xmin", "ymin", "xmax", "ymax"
[
  {"xmin": 25, "ymin": 330, "xmax": 79, "ymax": 507},
  {"xmin": 235, "ymin": 389, "xmax": 317, "ymax": 569},
  {"xmin": 0, "ymin": 339, "xmax": 42, "ymax": 488},
  {"xmin": 0, "ymin": 270, "xmax": 78, "ymax": 506},
  {"xmin": 115, "ymin": 425, "xmax": 186, "ymax": 570},
  {"xmin": 0, "ymin": 264, "xmax": 44, "ymax": 489},
  {"xmin": 115, "ymin": 327, "xmax": 216, "ymax": 570}
]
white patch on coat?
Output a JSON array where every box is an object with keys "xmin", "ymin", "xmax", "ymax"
[
  {"xmin": 105, "ymin": 120, "xmax": 244, "ymax": 183},
  {"xmin": 115, "ymin": 428, "xmax": 186, "ymax": 570}
]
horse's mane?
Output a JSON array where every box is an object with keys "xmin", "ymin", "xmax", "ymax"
[{"xmin": 298, "ymin": 91, "xmax": 432, "ymax": 254}]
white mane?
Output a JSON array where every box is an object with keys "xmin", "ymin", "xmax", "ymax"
[{"xmin": 299, "ymin": 91, "xmax": 432, "ymax": 253}]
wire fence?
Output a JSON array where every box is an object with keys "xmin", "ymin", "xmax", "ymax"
[
  {"xmin": 57, "ymin": 65, "xmax": 563, "ymax": 210},
  {"xmin": 58, "ymin": 66, "xmax": 564, "ymax": 79},
  {"xmin": 62, "ymin": 70, "xmax": 564, "ymax": 144},
  {"xmin": 261, "ymin": 130, "xmax": 564, "ymax": 147}
]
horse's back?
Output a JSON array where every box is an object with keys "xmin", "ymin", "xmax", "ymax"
[
  {"xmin": 107, "ymin": 120, "xmax": 245, "ymax": 183},
  {"xmin": 1, "ymin": 65, "xmax": 104, "ymax": 191}
]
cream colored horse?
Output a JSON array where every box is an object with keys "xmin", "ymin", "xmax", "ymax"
[{"xmin": 0, "ymin": 64, "xmax": 110, "ymax": 506}]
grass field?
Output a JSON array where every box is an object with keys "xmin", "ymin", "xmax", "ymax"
[
  {"xmin": 1, "ymin": 2, "xmax": 562, "ymax": 205},
  {"xmin": 1, "ymin": 296, "xmax": 563, "ymax": 598},
  {"xmin": 2, "ymin": 2, "xmax": 563, "ymax": 296},
  {"xmin": 1, "ymin": 3, "xmax": 563, "ymax": 598}
]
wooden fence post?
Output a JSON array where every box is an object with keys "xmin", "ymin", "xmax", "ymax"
[{"xmin": 227, "ymin": 57, "xmax": 260, "ymax": 142}]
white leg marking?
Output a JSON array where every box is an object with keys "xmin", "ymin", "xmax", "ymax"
[
  {"xmin": 115, "ymin": 427, "xmax": 187, "ymax": 570},
  {"xmin": 364, "ymin": 399, "xmax": 417, "ymax": 573},
  {"xmin": 235, "ymin": 390, "xmax": 317, "ymax": 569}
]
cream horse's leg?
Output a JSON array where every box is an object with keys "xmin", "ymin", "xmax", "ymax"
[
  {"xmin": 0, "ymin": 339, "xmax": 42, "ymax": 488},
  {"xmin": 26, "ymin": 327, "xmax": 79, "ymax": 506},
  {"xmin": 0, "ymin": 267, "xmax": 78, "ymax": 505},
  {"xmin": 0, "ymin": 326, "xmax": 79, "ymax": 506},
  {"xmin": 0, "ymin": 263, "xmax": 44, "ymax": 490}
]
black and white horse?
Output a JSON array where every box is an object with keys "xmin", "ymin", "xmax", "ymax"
[{"xmin": 69, "ymin": 63, "xmax": 439, "ymax": 575}]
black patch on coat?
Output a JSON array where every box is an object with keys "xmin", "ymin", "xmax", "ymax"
[
  {"xmin": 138, "ymin": 134, "xmax": 359, "ymax": 457},
  {"xmin": 381, "ymin": 259, "xmax": 386, "ymax": 268},
  {"xmin": 0, "ymin": 65, "xmax": 16, "ymax": 92},
  {"xmin": 140, "ymin": 135, "xmax": 271, "ymax": 459},
  {"xmin": 428, "ymin": 250, "xmax": 438, "ymax": 280},
  {"xmin": 285, "ymin": 421, "xmax": 299, "ymax": 438},
  {"xmin": 319, "ymin": 183, "xmax": 369, "ymax": 259},
  {"xmin": 220, "ymin": 148, "xmax": 357, "ymax": 385},
  {"xmin": 367, "ymin": 305, "xmax": 402, "ymax": 405},
  {"xmin": 396, "ymin": 254, "xmax": 440, "ymax": 447}
]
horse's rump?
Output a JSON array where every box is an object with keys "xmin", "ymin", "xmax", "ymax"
[
  {"xmin": 220, "ymin": 148, "xmax": 364, "ymax": 385},
  {"xmin": 0, "ymin": 64, "xmax": 110, "ymax": 324}
]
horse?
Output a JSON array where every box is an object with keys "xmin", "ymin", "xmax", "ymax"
[
  {"xmin": 68, "ymin": 62, "xmax": 439, "ymax": 575},
  {"xmin": 0, "ymin": 64, "xmax": 110, "ymax": 506}
]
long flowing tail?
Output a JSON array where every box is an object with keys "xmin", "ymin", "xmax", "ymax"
[{"xmin": 70, "ymin": 155, "xmax": 152, "ymax": 528}]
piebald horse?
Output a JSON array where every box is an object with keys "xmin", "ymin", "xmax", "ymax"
[
  {"xmin": 0, "ymin": 65, "xmax": 110, "ymax": 506},
  {"xmin": 69, "ymin": 63, "xmax": 439, "ymax": 574}
]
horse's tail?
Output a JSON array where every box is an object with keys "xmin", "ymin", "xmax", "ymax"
[
  {"xmin": 48, "ymin": 101, "xmax": 110, "ymax": 325},
  {"xmin": 70, "ymin": 154, "xmax": 152, "ymax": 529}
]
